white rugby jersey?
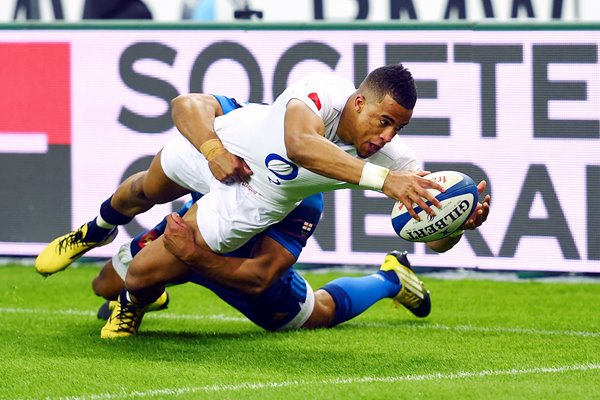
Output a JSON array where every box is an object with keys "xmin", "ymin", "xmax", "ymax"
[{"xmin": 214, "ymin": 73, "xmax": 420, "ymax": 207}]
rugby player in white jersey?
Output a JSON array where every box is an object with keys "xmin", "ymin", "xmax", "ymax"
[
  {"xmin": 36, "ymin": 64, "xmax": 450, "ymax": 274},
  {"xmin": 36, "ymin": 66, "xmax": 490, "ymax": 322}
]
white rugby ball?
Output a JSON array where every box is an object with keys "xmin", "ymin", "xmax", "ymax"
[{"xmin": 391, "ymin": 171, "xmax": 478, "ymax": 242}]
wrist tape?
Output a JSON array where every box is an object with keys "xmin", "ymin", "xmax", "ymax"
[
  {"xmin": 359, "ymin": 162, "xmax": 390, "ymax": 191},
  {"xmin": 199, "ymin": 138, "xmax": 226, "ymax": 162}
]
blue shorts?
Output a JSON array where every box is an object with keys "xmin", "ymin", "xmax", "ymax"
[{"xmin": 184, "ymin": 267, "xmax": 314, "ymax": 331}]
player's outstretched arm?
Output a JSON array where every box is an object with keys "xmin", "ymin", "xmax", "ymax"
[
  {"xmin": 427, "ymin": 180, "xmax": 491, "ymax": 253},
  {"xmin": 171, "ymin": 94, "xmax": 252, "ymax": 183},
  {"xmin": 163, "ymin": 212, "xmax": 294, "ymax": 296},
  {"xmin": 284, "ymin": 99, "xmax": 443, "ymax": 219}
]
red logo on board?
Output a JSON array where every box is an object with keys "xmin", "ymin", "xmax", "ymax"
[
  {"xmin": 0, "ymin": 43, "xmax": 71, "ymax": 146},
  {"xmin": 308, "ymin": 92, "xmax": 322, "ymax": 110}
]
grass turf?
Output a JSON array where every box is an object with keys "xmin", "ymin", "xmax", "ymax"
[{"xmin": 0, "ymin": 263, "xmax": 599, "ymax": 400}]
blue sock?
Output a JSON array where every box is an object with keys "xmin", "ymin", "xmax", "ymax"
[
  {"xmin": 321, "ymin": 271, "xmax": 401, "ymax": 326},
  {"xmin": 99, "ymin": 196, "xmax": 134, "ymax": 225},
  {"xmin": 84, "ymin": 197, "xmax": 133, "ymax": 242},
  {"xmin": 84, "ymin": 219, "xmax": 113, "ymax": 242}
]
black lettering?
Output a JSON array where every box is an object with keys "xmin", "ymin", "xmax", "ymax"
[
  {"xmin": 118, "ymin": 42, "xmax": 179, "ymax": 134},
  {"xmin": 351, "ymin": 190, "xmax": 415, "ymax": 253},
  {"xmin": 588, "ymin": 165, "xmax": 600, "ymax": 260},
  {"xmin": 273, "ymin": 42, "xmax": 340, "ymax": 100},
  {"xmin": 390, "ymin": 0, "xmax": 418, "ymax": 19},
  {"xmin": 444, "ymin": 0, "xmax": 467, "ymax": 19},
  {"xmin": 386, "ymin": 44, "xmax": 449, "ymax": 136},
  {"xmin": 190, "ymin": 41, "xmax": 263, "ymax": 103},
  {"xmin": 499, "ymin": 164, "xmax": 580, "ymax": 259},
  {"xmin": 435, "ymin": 219, "xmax": 448, "ymax": 230},
  {"xmin": 511, "ymin": 0, "xmax": 535, "ymax": 18},
  {"xmin": 454, "ymin": 44, "xmax": 523, "ymax": 137},
  {"xmin": 533, "ymin": 45, "xmax": 599, "ymax": 139},
  {"xmin": 353, "ymin": 44, "xmax": 369, "ymax": 88},
  {"xmin": 552, "ymin": 0, "xmax": 563, "ymax": 19},
  {"xmin": 313, "ymin": 0, "xmax": 324, "ymax": 19},
  {"xmin": 355, "ymin": 0, "xmax": 369, "ymax": 19},
  {"xmin": 449, "ymin": 207, "xmax": 462, "ymax": 221}
]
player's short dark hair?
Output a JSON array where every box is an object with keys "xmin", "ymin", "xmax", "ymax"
[{"xmin": 361, "ymin": 64, "xmax": 417, "ymax": 110}]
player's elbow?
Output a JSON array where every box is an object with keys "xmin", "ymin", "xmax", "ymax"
[
  {"xmin": 171, "ymin": 94, "xmax": 222, "ymax": 119},
  {"xmin": 171, "ymin": 94, "xmax": 193, "ymax": 113},
  {"xmin": 285, "ymin": 133, "xmax": 311, "ymax": 166},
  {"xmin": 242, "ymin": 276, "xmax": 272, "ymax": 297},
  {"xmin": 241, "ymin": 263, "xmax": 282, "ymax": 297}
]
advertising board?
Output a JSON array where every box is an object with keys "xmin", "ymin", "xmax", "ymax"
[{"xmin": 0, "ymin": 26, "xmax": 598, "ymax": 272}]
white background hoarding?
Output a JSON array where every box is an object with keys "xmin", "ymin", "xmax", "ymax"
[{"xmin": 0, "ymin": 28, "xmax": 598, "ymax": 273}]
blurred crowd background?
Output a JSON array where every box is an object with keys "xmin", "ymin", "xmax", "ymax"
[{"xmin": 2, "ymin": 0, "xmax": 599, "ymax": 23}]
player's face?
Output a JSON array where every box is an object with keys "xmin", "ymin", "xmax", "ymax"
[{"xmin": 353, "ymin": 94, "xmax": 412, "ymax": 158}]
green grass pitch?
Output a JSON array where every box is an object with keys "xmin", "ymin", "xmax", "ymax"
[{"xmin": 1, "ymin": 263, "xmax": 599, "ymax": 399}]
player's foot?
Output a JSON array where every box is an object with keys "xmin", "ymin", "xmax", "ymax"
[
  {"xmin": 97, "ymin": 291, "xmax": 170, "ymax": 320},
  {"xmin": 380, "ymin": 251, "xmax": 431, "ymax": 318},
  {"xmin": 35, "ymin": 223, "xmax": 118, "ymax": 277},
  {"xmin": 100, "ymin": 290, "xmax": 169, "ymax": 338},
  {"xmin": 97, "ymin": 300, "xmax": 116, "ymax": 321}
]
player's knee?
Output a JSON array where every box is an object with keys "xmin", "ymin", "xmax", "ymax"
[
  {"xmin": 92, "ymin": 276, "xmax": 119, "ymax": 299},
  {"xmin": 91, "ymin": 276, "xmax": 104, "ymax": 297},
  {"xmin": 124, "ymin": 261, "xmax": 144, "ymax": 293},
  {"xmin": 129, "ymin": 173, "xmax": 151, "ymax": 202},
  {"xmin": 302, "ymin": 289, "xmax": 336, "ymax": 329}
]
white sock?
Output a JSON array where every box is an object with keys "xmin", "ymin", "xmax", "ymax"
[{"xmin": 95, "ymin": 215, "xmax": 116, "ymax": 230}]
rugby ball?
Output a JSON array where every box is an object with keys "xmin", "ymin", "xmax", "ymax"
[{"xmin": 391, "ymin": 171, "xmax": 478, "ymax": 242}]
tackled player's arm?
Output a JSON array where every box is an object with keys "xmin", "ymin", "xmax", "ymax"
[
  {"xmin": 164, "ymin": 213, "xmax": 294, "ymax": 296},
  {"xmin": 171, "ymin": 93, "xmax": 251, "ymax": 182}
]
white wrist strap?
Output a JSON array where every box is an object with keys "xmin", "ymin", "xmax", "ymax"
[{"xmin": 359, "ymin": 162, "xmax": 390, "ymax": 191}]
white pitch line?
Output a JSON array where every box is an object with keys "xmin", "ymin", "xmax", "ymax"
[
  {"xmin": 352, "ymin": 321, "xmax": 600, "ymax": 338},
  {"xmin": 41, "ymin": 363, "xmax": 600, "ymax": 400},
  {"xmin": 0, "ymin": 307, "xmax": 248, "ymax": 322},
  {"xmin": 1, "ymin": 307, "xmax": 599, "ymax": 337}
]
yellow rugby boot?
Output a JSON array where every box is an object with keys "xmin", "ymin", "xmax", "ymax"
[
  {"xmin": 97, "ymin": 290, "xmax": 170, "ymax": 320},
  {"xmin": 100, "ymin": 290, "xmax": 169, "ymax": 339},
  {"xmin": 380, "ymin": 251, "xmax": 431, "ymax": 318},
  {"xmin": 35, "ymin": 223, "xmax": 117, "ymax": 276}
]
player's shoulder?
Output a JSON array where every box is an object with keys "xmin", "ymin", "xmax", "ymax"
[
  {"xmin": 369, "ymin": 136, "xmax": 421, "ymax": 171},
  {"xmin": 297, "ymin": 72, "xmax": 355, "ymax": 92}
]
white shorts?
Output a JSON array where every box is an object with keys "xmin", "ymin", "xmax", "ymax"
[
  {"xmin": 111, "ymin": 242, "xmax": 132, "ymax": 281},
  {"xmin": 160, "ymin": 135, "xmax": 296, "ymax": 254},
  {"xmin": 160, "ymin": 135, "xmax": 213, "ymax": 194}
]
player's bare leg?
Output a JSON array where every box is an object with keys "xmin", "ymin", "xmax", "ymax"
[
  {"xmin": 100, "ymin": 226, "xmax": 210, "ymax": 339},
  {"xmin": 35, "ymin": 151, "xmax": 190, "ymax": 276}
]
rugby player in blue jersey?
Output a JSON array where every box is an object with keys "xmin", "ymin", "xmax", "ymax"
[
  {"xmin": 95, "ymin": 191, "xmax": 431, "ymax": 337},
  {"xmin": 82, "ymin": 92, "xmax": 430, "ymax": 337}
]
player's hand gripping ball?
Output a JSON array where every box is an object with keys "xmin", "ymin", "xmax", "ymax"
[{"xmin": 391, "ymin": 171, "xmax": 478, "ymax": 242}]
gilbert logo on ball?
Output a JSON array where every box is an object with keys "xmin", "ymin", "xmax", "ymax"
[{"xmin": 391, "ymin": 171, "xmax": 478, "ymax": 242}]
